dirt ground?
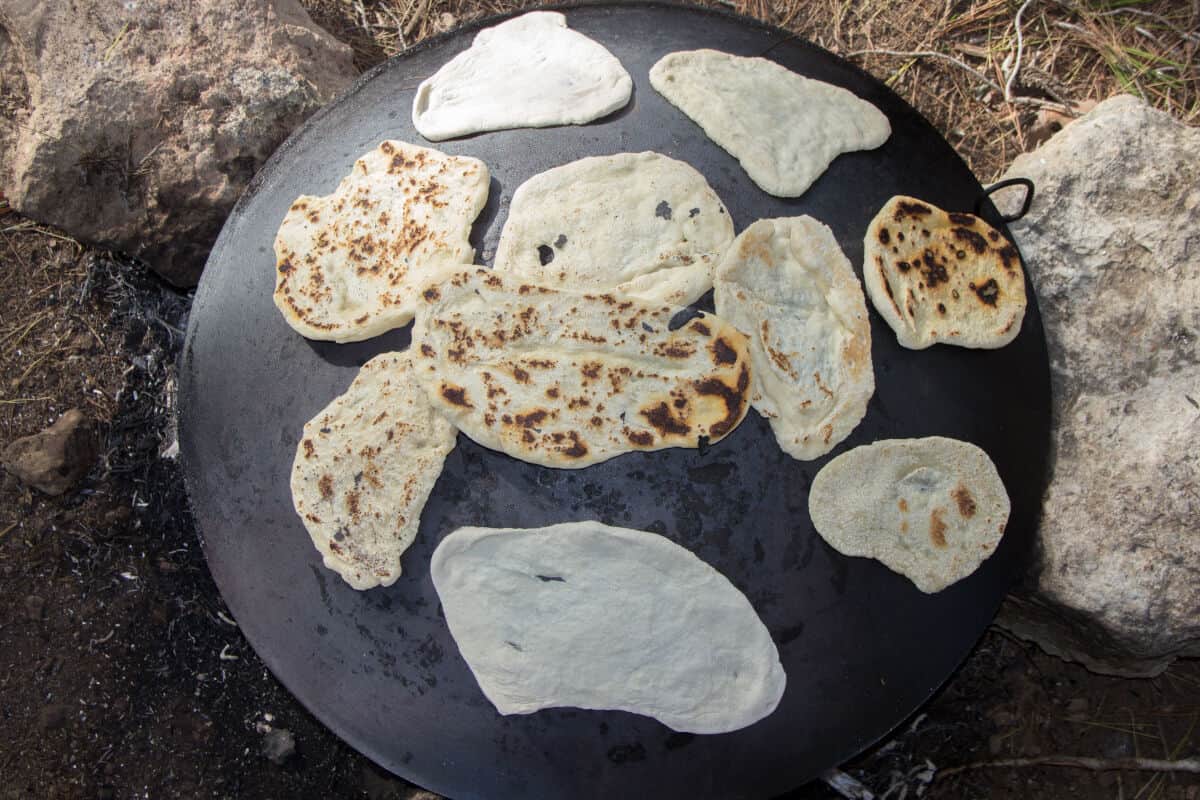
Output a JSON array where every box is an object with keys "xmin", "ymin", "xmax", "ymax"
[{"xmin": 1, "ymin": 1, "xmax": 1198, "ymax": 799}]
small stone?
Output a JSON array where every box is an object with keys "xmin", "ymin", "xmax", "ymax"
[
  {"xmin": 23, "ymin": 594, "xmax": 45, "ymax": 622},
  {"xmin": 2, "ymin": 409, "xmax": 96, "ymax": 495},
  {"xmin": 261, "ymin": 727, "xmax": 296, "ymax": 764}
]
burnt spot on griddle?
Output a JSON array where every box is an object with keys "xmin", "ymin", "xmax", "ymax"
[
  {"xmin": 877, "ymin": 227, "xmax": 890, "ymax": 246},
  {"xmin": 537, "ymin": 245, "xmax": 554, "ymax": 265},
  {"xmin": 380, "ymin": 141, "xmax": 395, "ymax": 155},
  {"xmin": 897, "ymin": 231, "xmax": 905, "ymax": 242},
  {"xmin": 668, "ymin": 307, "xmax": 704, "ymax": 331},
  {"xmin": 973, "ymin": 278, "xmax": 1000, "ymax": 306},
  {"xmin": 440, "ymin": 384, "xmax": 473, "ymax": 408},
  {"xmin": 535, "ymin": 574, "xmax": 565, "ymax": 583},
  {"xmin": 640, "ymin": 402, "xmax": 691, "ymax": 437},
  {"xmin": 952, "ymin": 484, "xmax": 977, "ymax": 518},
  {"xmin": 929, "ymin": 508, "xmax": 948, "ymax": 548},
  {"xmin": 318, "ymin": 474, "xmax": 334, "ymax": 501},
  {"xmin": 655, "ymin": 201, "xmax": 672, "ymax": 220},
  {"xmin": 693, "ymin": 363, "xmax": 750, "ymax": 438},
  {"xmin": 952, "ymin": 226, "xmax": 989, "ymax": 254},
  {"xmin": 711, "ymin": 337, "xmax": 738, "ymax": 365},
  {"xmin": 345, "ymin": 490, "xmax": 361, "ymax": 520},
  {"xmin": 554, "ymin": 234, "xmax": 568, "ymax": 248},
  {"xmin": 893, "ymin": 200, "xmax": 933, "ymax": 221},
  {"xmin": 521, "ymin": 429, "xmax": 535, "ymax": 444},
  {"xmin": 590, "ymin": 416, "xmax": 604, "ymax": 428},
  {"xmin": 422, "ymin": 287, "xmax": 440, "ymax": 302}
]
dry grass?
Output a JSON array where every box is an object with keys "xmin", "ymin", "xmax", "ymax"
[{"xmin": 300, "ymin": 0, "xmax": 1199, "ymax": 180}]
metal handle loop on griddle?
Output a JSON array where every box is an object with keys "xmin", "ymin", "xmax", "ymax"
[{"xmin": 976, "ymin": 177, "xmax": 1035, "ymax": 223}]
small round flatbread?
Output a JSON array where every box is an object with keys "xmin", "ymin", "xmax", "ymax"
[
  {"xmin": 493, "ymin": 152, "xmax": 734, "ymax": 306},
  {"xmin": 649, "ymin": 49, "xmax": 890, "ymax": 198},
  {"xmin": 808, "ymin": 437, "xmax": 1010, "ymax": 593},
  {"xmin": 273, "ymin": 140, "xmax": 489, "ymax": 343},
  {"xmin": 412, "ymin": 11, "xmax": 632, "ymax": 141},
  {"xmin": 862, "ymin": 196, "xmax": 1026, "ymax": 349},
  {"xmin": 431, "ymin": 521, "xmax": 786, "ymax": 733},
  {"xmin": 714, "ymin": 216, "xmax": 873, "ymax": 461},
  {"xmin": 291, "ymin": 352, "xmax": 458, "ymax": 590}
]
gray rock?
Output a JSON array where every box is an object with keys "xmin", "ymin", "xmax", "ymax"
[
  {"xmin": 2, "ymin": 409, "xmax": 96, "ymax": 495},
  {"xmin": 0, "ymin": 0, "xmax": 357, "ymax": 286},
  {"xmin": 261, "ymin": 727, "xmax": 296, "ymax": 764},
  {"xmin": 996, "ymin": 95, "xmax": 1200, "ymax": 676}
]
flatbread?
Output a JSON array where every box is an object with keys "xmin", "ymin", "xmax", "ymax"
[
  {"xmin": 290, "ymin": 352, "xmax": 457, "ymax": 590},
  {"xmin": 431, "ymin": 521, "xmax": 787, "ymax": 733},
  {"xmin": 273, "ymin": 140, "xmax": 489, "ymax": 343},
  {"xmin": 493, "ymin": 152, "xmax": 734, "ymax": 306},
  {"xmin": 714, "ymin": 216, "xmax": 874, "ymax": 460},
  {"xmin": 412, "ymin": 11, "xmax": 632, "ymax": 141},
  {"xmin": 808, "ymin": 437, "xmax": 1010, "ymax": 593},
  {"xmin": 862, "ymin": 196, "xmax": 1027, "ymax": 349},
  {"xmin": 649, "ymin": 49, "xmax": 890, "ymax": 197},
  {"xmin": 411, "ymin": 268, "xmax": 752, "ymax": 468}
]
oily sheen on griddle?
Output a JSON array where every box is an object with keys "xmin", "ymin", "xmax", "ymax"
[
  {"xmin": 431, "ymin": 521, "xmax": 786, "ymax": 734},
  {"xmin": 412, "ymin": 268, "xmax": 752, "ymax": 468}
]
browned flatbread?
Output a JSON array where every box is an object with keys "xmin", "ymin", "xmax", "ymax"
[{"xmin": 863, "ymin": 196, "xmax": 1026, "ymax": 349}]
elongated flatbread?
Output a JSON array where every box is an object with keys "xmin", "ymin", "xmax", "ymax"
[
  {"xmin": 291, "ymin": 352, "xmax": 457, "ymax": 590},
  {"xmin": 808, "ymin": 437, "xmax": 1010, "ymax": 593},
  {"xmin": 649, "ymin": 49, "xmax": 890, "ymax": 197},
  {"xmin": 412, "ymin": 268, "xmax": 752, "ymax": 468},
  {"xmin": 493, "ymin": 152, "xmax": 734, "ymax": 306},
  {"xmin": 715, "ymin": 216, "xmax": 873, "ymax": 460},
  {"xmin": 431, "ymin": 521, "xmax": 786, "ymax": 733},
  {"xmin": 863, "ymin": 196, "xmax": 1026, "ymax": 349},
  {"xmin": 412, "ymin": 12, "xmax": 632, "ymax": 141},
  {"xmin": 273, "ymin": 140, "xmax": 489, "ymax": 343}
]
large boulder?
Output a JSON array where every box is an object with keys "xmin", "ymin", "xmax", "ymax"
[
  {"xmin": 0, "ymin": 0, "xmax": 358, "ymax": 286},
  {"xmin": 996, "ymin": 95, "xmax": 1200, "ymax": 676}
]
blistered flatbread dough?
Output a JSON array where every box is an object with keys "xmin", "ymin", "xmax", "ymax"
[
  {"xmin": 808, "ymin": 437, "xmax": 1010, "ymax": 593},
  {"xmin": 649, "ymin": 49, "xmax": 890, "ymax": 197},
  {"xmin": 862, "ymin": 196, "xmax": 1027, "ymax": 349},
  {"xmin": 715, "ymin": 216, "xmax": 874, "ymax": 460},
  {"xmin": 412, "ymin": 12, "xmax": 632, "ymax": 141},
  {"xmin": 412, "ymin": 268, "xmax": 752, "ymax": 468},
  {"xmin": 493, "ymin": 152, "xmax": 734, "ymax": 306},
  {"xmin": 431, "ymin": 521, "xmax": 786, "ymax": 733},
  {"xmin": 291, "ymin": 352, "xmax": 457, "ymax": 590},
  {"xmin": 273, "ymin": 140, "xmax": 488, "ymax": 343}
]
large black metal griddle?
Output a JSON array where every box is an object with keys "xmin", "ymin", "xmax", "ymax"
[{"xmin": 178, "ymin": 5, "xmax": 1051, "ymax": 798}]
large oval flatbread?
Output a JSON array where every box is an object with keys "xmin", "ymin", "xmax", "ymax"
[
  {"xmin": 291, "ymin": 352, "xmax": 458, "ymax": 590},
  {"xmin": 649, "ymin": 49, "xmax": 890, "ymax": 197},
  {"xmin": 273, "ymin": 141, "xmax": 489, "ymax": 343},
  {"xmin": 412, "ymin": 11, "xmax": 632, "ymax": 141},
  {"xmin": 715, "ymin": 216, "xmax": 874, "ymax": 460},
  {"xmin": 412, "ymin": 268, "xmax": 752, "ymax": 468},
  {"xmin": 808, "ymin": 437, "xmax": 1010, "ymax": 593},
  {"xmin": 493, "ymin": 152, "xmax": 734, "ymax": 306},
  {"xmin": 431, "ymin": 521, "xmax": 786, "ymax": 733},
  {"xmin": 863, "ymin": 196, "xmax": 1027, "ymax": 349}
]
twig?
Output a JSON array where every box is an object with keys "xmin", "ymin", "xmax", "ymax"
[
  {"xmin": 0, "ymin": 522, "xmax": 17, "ymax": 540},
  {"xmin": 937, "ymin": 756, "xmax": 1200, "ymax": 779},
  {"xmin": 845, "ymin": 48, "xmax": 1005, "ymax": 94},
  {"xmin": 1005, "ymin": 0, "xmax": 1035, "ymax": 102},
  {"xmin": 0, "ymin": 396, "xmax": 53, "ymax": 405}
]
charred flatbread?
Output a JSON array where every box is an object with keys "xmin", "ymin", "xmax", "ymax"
[
  {"xmin": 808, "ymin": 437, "xmax": 1010, "ymax": 593},
  {"xmin": 411, "ymin": 268, "xmax": 752, "ymax": 468},
  {"xmin": 291, "ymin": 352, "xmax": 457, "ymax": 590},
  {"xmin": 863, "ymin": 196, "xmax": 1026, "ymax": 349},
  {"xmin": 714, "ymin": 216, "xmax": 873, "ymax": 460},
  {"xmin": 273, "ymin": 140, "xmax": 488, "ymax": 343},
  {"xmin": 431, "ymin": 521, "xmax": 786, "ymax": 733}
]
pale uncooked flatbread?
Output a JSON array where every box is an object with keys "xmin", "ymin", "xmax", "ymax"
[
  {"xmin": 715, "ymin": 216, "xmax": 874, "ymax": 461},
  {"xmin": 412, "ymin": 12, "xmax": 632, "ymax": 141},
  {"xmin": 649, "ymin": 49, "xmax": 890, "ymax": 197},
  {"xmin": 273, "ymin": 140, "xmax": 489, "ymax": 343},
  {"xmin": 862, "ymin": 196, "xmax": 1027, "ymax": 349},
  {"xmin": 411, "ymin": 268, "xmax": 752, "ymax": 468},
  {"xmin": 493, "ymin": 152, "xmax": 734, "ymax": 306},
  {"xmin": 291, "ymin": 352, "xmax": 457, "ymax": 590},
  {"xmin": 808, "ymin": 437, "xmax": 1010, "ymax": 593},
  {"xmin": 431, "ymin": 521, "xmax": 786, "ymax": 733}
]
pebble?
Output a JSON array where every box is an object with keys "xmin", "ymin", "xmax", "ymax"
[{"xmin": 261, "ymin": 728, "xmax": 295, "ymax": 765}]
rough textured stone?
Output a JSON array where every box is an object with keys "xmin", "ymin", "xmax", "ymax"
[
  {"xmin": 995, "ymin": 95, "xmax": 1200, "ymax": 676},
  {"xmin": 2, "ymin": 409, "xmax": 97, "ymax": 496},
  {"xmin": 0, "ymin": 0, "xmax": 357, "ymax": 286},
  {"xmin": 260, "ymin": 727, "xmax": 296, "ymax": 764}
]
